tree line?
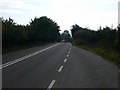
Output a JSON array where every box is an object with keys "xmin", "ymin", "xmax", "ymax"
[
  {"xmin": 2, "ymin": 16, "xmax": 61, "ymax": 49},
  {"xmin": 71, "ymin": 24, "xmax": 120, "ymax": 52},
  {"xmin": 2, "ymin": 16, "xmax": 120, "ymax": 53}
]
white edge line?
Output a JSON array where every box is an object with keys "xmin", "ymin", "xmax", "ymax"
[
  {"xmin": 47, "ymin": 80, "xmax": 56, "ymax": 90},
  {"xmin": 58, "ymin": 66, "xmax": 63, "ymax": 72},
  {"xmin": 64, "ymin": 59, "xmax": 67, "ymax": 62},
  {"xmin": 1, "ymin": 43, "xmax": 60, "ymax": 69},
  {"xmin": 67, "ymin": 54, "xmax": 69, "ymax": 57}
]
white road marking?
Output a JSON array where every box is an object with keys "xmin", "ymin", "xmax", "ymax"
[
  {"xmin": 69, "ymin": 48, "xmax": 71, "ymax": 51},
  {"xmin": 47, "ymin": 80, "xmax": 56, "ymax": 90},
  {"xmin": 67, "ymin": 54, "xmax": 69, "ymax": 57},
  {"xmin": 64, "ymin": 59, "xmax": 67, "ymax": 62},
  {"xmin": 1, "ymin": 43, "xmax": 60, "ymax": 69},
  {"xmin": 58, "ymin": 66, "xmax": 64, "ymax": 72},
  {"xmin": 69, "ymin": 48, "xmax": 71, "ymax": 52},
  {"xmin": 68, "ymin": 52, "xmax": 70, "ymax": 54},
  {"xmin": 69, "ymin": 43, "xmax": 72, "ymax": 51}
]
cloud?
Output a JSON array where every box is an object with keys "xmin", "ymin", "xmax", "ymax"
[
  {"xmin": 46, "ymin": 0, "xmax": 118, "ymax": 30},
  {"xmin": 0, "ymin": 0, "xmax": 33, "ymax": 14},
  {"xmin": 0, "ymin": 0, "xmax": 118, "ymax": 30},
  {"xmin": 0, "ymin": 9, "xmax": 22, "ymax": 14},
  {"xmin": 0, "ymin": 0, "xmax": 33, "ymax": 9}
]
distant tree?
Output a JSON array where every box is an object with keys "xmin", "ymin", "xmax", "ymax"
[
  {"xmin": 61, "ymin": 30, "xmax": 72, "ymax": 42},
  {"xmin": 71, "ymin": 24, "xmax": 82, "ymax": 39}
]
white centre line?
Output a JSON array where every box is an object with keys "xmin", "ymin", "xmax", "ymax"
[
  {"xmin": 1, "ymin": 43, "xmax": 60, "ymax": 69},
  {"xmin": 58, "ymin": 66, "xmax": 64, "ymax": 72},
  {"xmin": 64, "ymin": 59, "xmax": 67, "ymax": 62},
  {"xmin": 67, "ymin": 54, "xmax": 69, "ymax": 57},
  {"xmin": 68, "ymin": 52, "xmax": 71, "ymax": 54},
  {"xmin": 69, "ymin": 48, "xmax": 71, "ymax": 52},
  {"xmin": 47, "ymin": 80, "xmax": 56, "ymax": 90}
]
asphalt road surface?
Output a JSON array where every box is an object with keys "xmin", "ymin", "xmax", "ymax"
[{"xmin": 2, "ymin": 43, "xmax": 118, "ymax": 89}]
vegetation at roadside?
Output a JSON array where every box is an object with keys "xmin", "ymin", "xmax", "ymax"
[
  {"xmin": 2, "ymin": 16, "xmax": 61, "ymax": 53},
  {"xmin": 2, "ymin": 15, "xmax": 120, "ymax": 66},
  {"xmin": 71, "ymin": 24, "xmax": 120, "ymax": 65}
]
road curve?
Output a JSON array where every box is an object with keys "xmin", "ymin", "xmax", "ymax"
[{"xmin": 2, "ymin": 43, "xmax": 118, "ymax": 88}]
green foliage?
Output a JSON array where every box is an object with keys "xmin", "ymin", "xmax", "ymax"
[
  {"xmin": 61, "ymin": 30, "xmax": 72, "ymax": 42},
  {"xmin": 2, "ymin": 16, "xmax": 61, "ymax": 52},
  {"xmin": 29, "ymin": 16, "xmax": 61, "ymax": 42},
  {"xmin": 116, "ymin": 26, "xmax": 120, "ymax": 51},
  {"xmin": 71, "ymin": 24, "xmax": 118, "ymax": 50},
  {"xmin": 2, "ymin": 18, "xmax": 26, "ymax": 47},
  {"xmin": 71, "ymin": 24, "xmax": 82, "ymax": 39}
]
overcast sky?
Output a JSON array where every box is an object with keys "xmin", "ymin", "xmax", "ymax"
[{"xmin": 0, "ymin": 0, "xmax": 119, "ymax": 32}]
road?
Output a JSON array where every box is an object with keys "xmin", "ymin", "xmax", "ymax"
[{"xmin": 2, "ymin": 43, "xmax": 118, "ymax": 88}]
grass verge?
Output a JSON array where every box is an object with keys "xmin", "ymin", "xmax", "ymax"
[{"xmin": 72, "ymin": 42, "xmax": 120, "ymax": 65}]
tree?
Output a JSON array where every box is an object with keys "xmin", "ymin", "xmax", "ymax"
[
  {"xmin": 29, "ymin": 16, "xmax": 61, "ymax": 42},
  {"xmin": 71, "ymin": 24, "xmax": 82, "ymax": 39},
  {"xmin": 61, "ymin": 30, "xmax": 72, "ymax": 42},
  {"xmin": 2, "ymin": 16, "xmax": 61, "ymax": 50},
  {"xmin": 71, "ymin": 24, "xmax": 117, "ymax": 49},
  {"xmin": 116, "ymin": 25, "xmax": 120, "ymax": 51}
]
